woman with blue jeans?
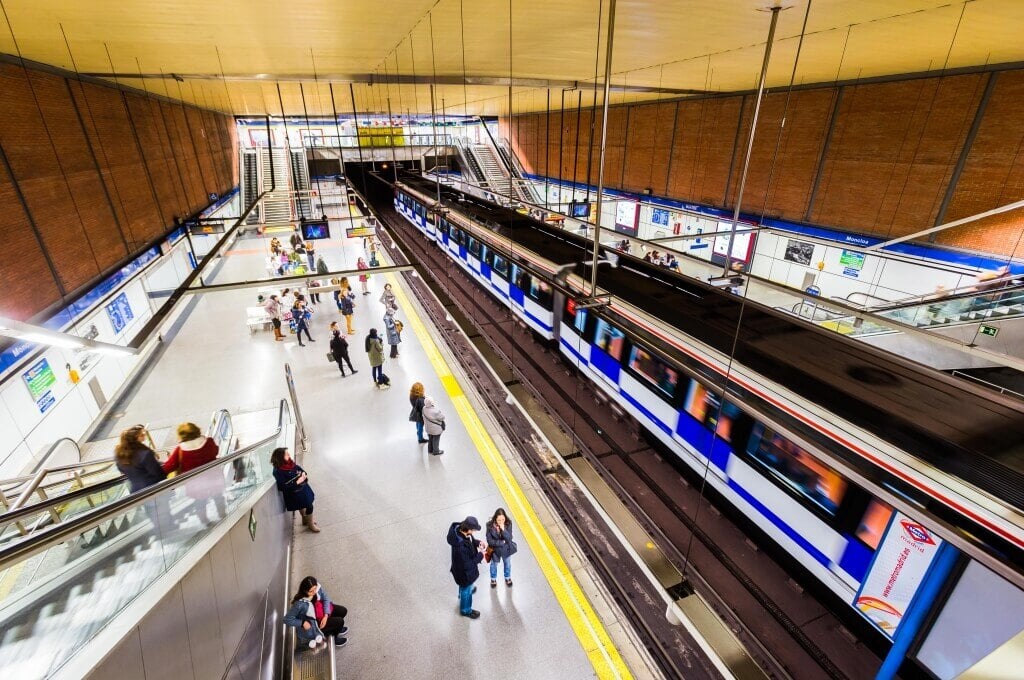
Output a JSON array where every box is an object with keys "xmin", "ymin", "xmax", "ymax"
[
  {"xmin": 409, "ymin": 382, "xmax": 427, "ymax": 443},
  {"xmin": 486, "ymin": 508, "xmax": 516, "ymax": 587}
]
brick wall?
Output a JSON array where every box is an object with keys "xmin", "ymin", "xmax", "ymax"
[
  {"xmin": 0, "ymin": 61, "xmax": 236, "ymax": 322},
  {"xmin": 505, "ymin": 66, "xmax": 1024, "ymax": 260}
]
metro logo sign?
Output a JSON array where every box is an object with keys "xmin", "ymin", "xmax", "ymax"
[
  {"xmin": 900, "ymin": 519, "xmax": 935, "ymax": 545},
  {"xmin": 853, "ymin": 512, "xmax": 943, "ymax": 639}
]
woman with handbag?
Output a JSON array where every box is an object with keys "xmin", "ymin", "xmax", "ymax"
[
  {"xmin": 422, "ymin": 396, "xmax": 446, "ymax": 456},
  {"xmin": 162, "ymin": 422, "xmax": 224, "ymax": 524},
  {"xmin": 409, "ymin": 382, "xmax": 427, "ymax": 443},
  {"xmin": 486, "ymin": 508, "xmax": 517, "ymax": 587},
  {"xmin": 329, "ymin": 330, "xmax": 357, "ymax": 377},
  {"xmin": 271, "ymin": 447, "xmax": 319, "ymax": 532}
]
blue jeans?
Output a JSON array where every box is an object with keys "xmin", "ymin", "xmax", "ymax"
[
  {"xmin": 490, "ymin": 555, "xmax": 511, "ymax": 580},
  {"xmin": 371, "ymin": 365, "xmax": 383, "ymax": 383},
  {"xmin": 415, "ymin": 421, "xmax": 424, "ymax": 440},
  {"xmin": 458, "ymin": 583, "xmax": 475, "ymax": 614}
]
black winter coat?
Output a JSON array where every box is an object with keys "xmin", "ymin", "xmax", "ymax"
[
  {"xmin": 330, "ymin": 335, "xmax": 350, "ymax": 358},
  {"xmin": 116, "ymin": 446, "xmax": 166, "ymax": 493},
  {"xmin": 486, "ymin": 520, "xmax": 514, "ymax": 560},
  {"xmin": 447, "ymin": 522, "xmax": 482, "ymax": 586},
  {"xmin": 273, "ymin": 464, "xmax": 315, "ymax": 511}
]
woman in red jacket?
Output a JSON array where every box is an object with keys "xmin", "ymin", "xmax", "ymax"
[{"xmin": 163, "ymin": 422, "xmax": 225, "ymax": 524}]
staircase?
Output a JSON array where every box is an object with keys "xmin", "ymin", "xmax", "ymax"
[
  {"xmin": 261, "ymin": 148, "xmax": 292, "ymax": 223},
  {"xmin": 290, "ymin": 149, "xmax": 313, "ymax": 219}
]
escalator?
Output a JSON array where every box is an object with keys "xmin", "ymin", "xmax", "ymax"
[
  {"xmin": 0, "ymin": 399, "xmax": 296, "ymax": 679},
  {"xmin": 0, "ymin": 408, "xmax": 241, "ymax": 550}
]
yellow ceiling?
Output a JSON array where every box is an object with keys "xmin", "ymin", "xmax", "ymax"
[{"xmin": 0, "ymin": 0, "xmax": 1021, "ymax": 116}]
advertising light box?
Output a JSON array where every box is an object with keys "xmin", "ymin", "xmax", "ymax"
[{"xmin": 853, "ymin": 512, "xmax": 943, "ymax": 639}]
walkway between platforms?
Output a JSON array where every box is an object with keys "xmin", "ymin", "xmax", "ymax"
[{"xmin": 93, "ymin": 198, "xmax": 651, "ymax": 679}]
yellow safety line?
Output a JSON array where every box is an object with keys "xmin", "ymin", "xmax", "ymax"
[{"xmin": 388, "ymin": 273, "xmax": 633, "ymax": 680}]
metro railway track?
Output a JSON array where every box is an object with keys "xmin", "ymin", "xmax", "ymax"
[{"xmin": 360, "ymin": 174, "xmax": 884, "ymax": 679}]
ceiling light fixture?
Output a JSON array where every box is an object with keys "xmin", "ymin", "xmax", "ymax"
[{"xmin": 0, "ymin": 317, "xmax": 138, "ymax": 357}]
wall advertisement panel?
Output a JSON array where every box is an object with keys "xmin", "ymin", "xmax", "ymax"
[
  {"xmin": 614, "ymin": 201, "xmax": 639, "ymax": 235},
  {"xmin": 23, "ymin": 358, "xmax": 57, "ymax": 414},
  {"xmin": 853, "ymin": 512, "xmax": 943, "ymax": 638}
]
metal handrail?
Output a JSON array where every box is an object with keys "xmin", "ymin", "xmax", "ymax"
[
  {"xmin": 867, "ymin": 280, "xmax": 1024, "ymax": 312},
  {"xmin": 0, "ymin": 461, "xmax": 117, "ymax": 504},
  {"xmin": 0, "ymin": 398, "xmax": 290, "ymax": 570},
  {"xmin": 951, "ymin": 371, "xmax": 1024, "ymax": 399}
]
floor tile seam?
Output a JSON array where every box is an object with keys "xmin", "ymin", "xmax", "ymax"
[{"xmin": 384, "ymin": 269, "xmax": 633, "ymax": 680}]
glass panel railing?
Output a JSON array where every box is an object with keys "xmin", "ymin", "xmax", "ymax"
[
  {"xmin": 875, "ymin": 289, "xmax": 1024, "ymax": 329},
  {"xmin": 0, "ymin": 401, "xmax": 291, "ymax": 680}
]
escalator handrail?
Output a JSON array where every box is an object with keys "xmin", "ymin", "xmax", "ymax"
[
  {"xmin": 0, "ymin": 460, "xmax": 118, "ymax": 505},
  {"xmin": 868, "ymin": 280, "xmax": 1024, "ymax": 312},
  {"xmin": 0, "ymin": 398, "xmax": 291, "ymax": 571},
  {"xmin": 3, "ymin": 437, "xmax": 85, "ymax": 501}
]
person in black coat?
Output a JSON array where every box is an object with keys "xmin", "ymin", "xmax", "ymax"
[
  {"xmin": 114, "ymin": 425, "xmax": 166, "ymax": 492},
  {"xmin": 486, "ymin": 508, "xmax": 516, "ymax": 588},
  {"xmin": 447, "ymin": 516, "xmax": 485, "ymax": 619},
  {"xmin": 114, "ymin": 424, "xmax": 170, "ymax": 529},
  {"xmin": 271, "ymin": 447, "xmax": 319, "ymax": 532},
  {"xmin": 329, "ymin": 330, "xmax": 357, "ymax": 377}
]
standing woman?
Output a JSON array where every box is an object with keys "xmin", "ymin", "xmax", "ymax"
[
  {"xmin": 379, "ymin": 283, "xmax": 396, "ymax": 311},
  {"xmin": 408, "ymin": 382, "xmax": 427, "ymax": 443},
  {"xmin": 162, "ymin": 422, "xmax": 224, "ymax": 524},
  {"xmin": 329, "ymin": 330, "xmax": 357, "ymax": 377},
  {"xmin": 422, "ymin": 396, "xmax": 446, "ymax": 455},
  {"xmin": 486, "ymin": 508, "xmax": 516, "ymax": 587},
  {"xmin": 114, "ymin": 425, "xmax": 165, "ymax": 493},
  {"xmin": 271, "ymin": 447, "xmax": 319, "ymax": 532},
  {"xmin": 292, "ymin": 300, "xmax": 315, "ymax": 346},
  {"xmin": 365, "ymin": 328, "xmax": 386, "ymax": 387},
  {"xmin": 357, "ymin": 257, "xmax": 370, "ymax": 295},
  {"xmin": 383, "ymin": 308, "xmax": 401, "ymax": 358},
  {"xmin": 339, "ymin": 289, "xmax": 356, "ymax": 335}
]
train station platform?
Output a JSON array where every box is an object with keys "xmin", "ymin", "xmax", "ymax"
[{"xmin": 81, "ymin": 208, "xmax": 656, "ymax": 679}]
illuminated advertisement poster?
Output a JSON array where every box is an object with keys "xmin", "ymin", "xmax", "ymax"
[
  {"xmin": 614, "ymin": 201, "xmax": 639, "ymax": 235},
  {"xmin": 23, "ymin": 358, "xmax": 57, "ymax": 413},
  {"xmin": 713, "ymin": 221, "xmax": 752, "ymax": 261},
  {"xmin": 106, "ymin": 292, "xmax": 134, "ymax": 334},
  {"xmin": 840, "ymin": 249, "xmax": 866, "ymax": 278},
  {"xmin": 853, "ymin": 512, "xmax": 943, "ymax": 638}
]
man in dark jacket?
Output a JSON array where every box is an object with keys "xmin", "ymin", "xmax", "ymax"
[{"xmin": 447, "ymin": 516, "xmax": 485, "ymax": 619}]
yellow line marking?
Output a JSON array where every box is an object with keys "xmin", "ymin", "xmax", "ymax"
[{"xmin": 388, "ymin": 272, "xmax": 633, "ymax": 680}]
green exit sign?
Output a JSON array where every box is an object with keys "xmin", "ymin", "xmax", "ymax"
[{"xmin": 979, "ymin": 324, "xmax": 999, "ymax": 338}]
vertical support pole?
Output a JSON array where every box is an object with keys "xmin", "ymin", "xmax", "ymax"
[
  {"xmin": 386, "ymin": 96, "xmax": 399, "ymax": 184},
  {"xmin": 589, "ymin": 0, "xmax": 617, "ymax": 297},
  {"xmin": 876, "ymin": 542, "xmax": 960, "ymax": 680},
  {"xmin": 722, "ymin": 4, "xmax": 782, "ymax": 276}
]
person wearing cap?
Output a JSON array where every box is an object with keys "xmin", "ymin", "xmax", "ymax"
[{"xmin": 447, "ymin": 516, "xmax": 487, "ymax": 619}]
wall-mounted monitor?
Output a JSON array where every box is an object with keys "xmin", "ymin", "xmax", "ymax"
[
  {"xmin": 570, "ymin": 202, "xmax": 591, "ymax": 218},
  {"xmin": 301, "ymin": 221, "xmax": 330, "ymax": 240}
]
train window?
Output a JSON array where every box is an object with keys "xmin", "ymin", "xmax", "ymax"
[
  {"xmin": 450, "ymin": 226, "xmax": 461, "ymax": 243},
  {"xmin": 593, "ymin": 319, "xmax": 625, "ymax": 360},
  {"xmin": 528, "ymin": 278, "xmax": 553, "ymax": 307},
  {"xmin": 492, "ymin": 254, "xmax": 509, "ymax": 278},
  {"xmin": 683, "ymin": 382, "xmax": 741, "ymax": 440},
  {"xmin": 511, "ymin": 264, "xmax": 529, "ymax": 290},
  {"xmin": 566, "ymin": 299, "xmax": 589, "ymax": 334},
  {"xmin": 480, "ymin": 244, "xmax": 489, "ymax": 263},
  {"xmin": 855, "ymin": 499, "xmax": 893, "ymax": 549},
  {"xmin": 468, "ymin": 237, "xmax": 481, "ymax": 257},
  {"xmin": 627, "ymin": 346, "xmax": 680, "ymax": 400},
  {"xmin": 746, "ymin": 424, "xmax": 848, "ymax": 516}
]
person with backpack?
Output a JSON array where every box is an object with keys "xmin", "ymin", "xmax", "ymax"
[
  {"xmin": 329, "ymin": 330, "xmax": 357, "ymax": 377},
  {"xmin": 365, "ymin": 328, "xmax": 387, "ymax": 387},
  {"xmin": 422, "ymin": 396, "xmax": 446, "ymax": 455},
  {"xmin": 447, "ymin": 516, "xmax": 486, "ymax": 619}
]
